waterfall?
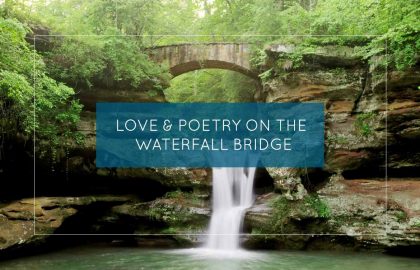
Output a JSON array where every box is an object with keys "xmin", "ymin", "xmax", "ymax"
[{"xmin": 205, "ymin": 167, "xmax": 256, "ymax": 250}]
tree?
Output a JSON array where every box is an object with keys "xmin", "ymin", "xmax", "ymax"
[
  {"xmin": 0, "ymin": 18, "xmax": 83, "ymax": 157},
  {"xmin": 165, "ymin": 69, "xmax": 256, "ymax": 102}
]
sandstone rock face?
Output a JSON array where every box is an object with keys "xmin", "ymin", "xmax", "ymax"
[
  {"xmin": 111, "ymin": 192, "xmax": 210, "ymax": 245},
  {"xmin": 319, "ymin": 179, "xmax": 420, "ymax": 247},
  {"xmin": 266, "ymin": 168, "xmax": 307, "ymax": 200},
  {"xmin": 244, "ymin": 179, "xmax": 420, "ymax": 251},
  {"xmin": 0, "ymin": 196, "xmax": 131, "ymax": 256},
  {"xmin": 111, "ymin": 194, "xmax": 210, "ymax": 226},
  {"xmin": 264, "ymin": 56, "xmax": 374, "ymax": 175},
  {"xmin": 263, "ymin": 45, "xmax": 419, "ymax": 177},
  {"xmin": 0, "ymin": 192, "xmax": 210, "ymax": 257},
  {"xmin": 246, "ymin": 45, "xmax": 420, "ymax": 252}
]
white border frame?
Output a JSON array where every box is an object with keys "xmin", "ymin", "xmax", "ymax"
[{"xmin": 32, "ymin": 34, "xmax": 388, "ymax": 237}]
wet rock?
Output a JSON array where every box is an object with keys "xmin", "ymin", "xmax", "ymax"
[
  {"xmin": 244, "ymin": 192, "xmax": 328, "ymax": 249},
  {"xmin": 104, "ymin": 167, "xmax": 211, "ymax": 192},
  {"xmin": 266, "ymin": 168, "xmax": 308, "ymax": 200},
  {"xmin": 398, "ymin": 125, "xmax": 420, "ymax": 140},
  {"xmin": 244, "ymin": 179, "xmax": 420, "ymax": 251},
  {"xmin": 0, "ymin": 195, "xmax": 131, "ymax": 256},
  {"xmin": 319, "ymin": 179, "xmax": 420, "ymax": 249},
  {"xmin": 264, "ymin": 69, "xmax": 363, "ymax": 104},
  {"xmin": 325, "ymin": 150, "xmax": 371, "ymax": 172},
  {"xmin": 112, "ymin": 191, "xmax": 210, "ymax": 235}
]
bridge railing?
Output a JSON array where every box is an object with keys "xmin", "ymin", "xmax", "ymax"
[{"xmin": 141, "ymin": 35, "xmax": 266, "ymax": 48}]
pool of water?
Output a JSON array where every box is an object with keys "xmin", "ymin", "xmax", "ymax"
[{"xmin": 0, "ymin": 246, "xmax": 419, "ymax": 270}]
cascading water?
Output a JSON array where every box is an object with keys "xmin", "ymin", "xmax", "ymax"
[{"xmin": 205, "ymin": 167, "xmax": 256, "ymax": 250}]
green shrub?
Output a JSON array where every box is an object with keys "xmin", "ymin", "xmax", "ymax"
[
  {"xmin": 355, "ymin": 112, "xmax": 376, "ymax": 137},
  {"xmin": 395, "ymin": 210, "xmax": 408, "ymax": 222},
  {"xmin": 0, "ymin": 18, "xmax": 83, "ymax": 156},
  {"xmin": 305, "ymin": 195, "xmax": 331, "ymax": 219}
]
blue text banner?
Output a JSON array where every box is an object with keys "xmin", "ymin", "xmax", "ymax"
[{"xmin": 96, "ymin": 103, "xmax": 324, "ymax": 168}]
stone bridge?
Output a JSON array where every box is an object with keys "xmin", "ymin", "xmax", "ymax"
[{"xmin": 147, "ymin": 43, "xmax": 259, "ymax": 79}]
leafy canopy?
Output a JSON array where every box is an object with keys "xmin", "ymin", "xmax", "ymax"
[
  {"xmin": 165, "ymin": 69, "xmax": 256, "ymax": 103},
  {"xmin": 0, "ymin": 18, "xmax": 83, "ymax": 155}
]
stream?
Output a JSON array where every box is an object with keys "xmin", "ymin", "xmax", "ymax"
[{"xmin": 0, "ymin": 246, "xmax": 419, "ymax": 270}]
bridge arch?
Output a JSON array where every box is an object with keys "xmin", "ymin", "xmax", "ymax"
[
  {"xmin": 170, "ymin": 59, "xmax": 258, "ymax": 79},
  {"xmin": 147, "ymin": 43, "xmax": 260, "ymax": 80}
]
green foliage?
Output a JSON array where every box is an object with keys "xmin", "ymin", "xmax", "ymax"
[
  {"xmin": 265, "ymin": 194, "xmax": 331, "ymax": 233},
  {"xmin": 327, "ymin": 134, "xmax": 350, "ymax": 146},
  {"xmin": 258, "ymin": 69, "xmax": 273, "ymax": 82},
  {"xmin": 250, "ymin": 48, "xmax": 268, "ymax": 68},
  {"xmin": 160, "ymin": 226, "xmax": 178, "ymax": 234},
  {"xmin": 331, "ymin": 68, "xmax": 346, "ymax": 76},
  {"xmin": 164, "ymin": 190, "xmax": 201, "ymax": 206},
  {"xmin": 288, "ymin": 52, "xmax": 304, "ymax": 69},
  {"xmin": 44, "ymin": 35, "xmax": 168, "ymax": 90},
  {"xmin": 0, "ymin": 70, "xmax": 32, "ymax": 133},
  {"xmin": 3, "ymin": 0, "xmax": 171, "ymax": 90},
  {"xmin": 268, "ymin": 196, "xmax": 292, "ymax": 233},
  {"xmin": 304, "ymin": 195, "xmax": 331, "ymax": 219},
  {"xmin": 4, "ymin": 0, "xmax": 417, "ymax": 101},
  {"xmin": 45, "ymin": 38, "xmax": 106, "ymax": 88},
  {"xmin": 102, "ymin": 36, "xmax": 167, "ymax": 87},
  {"xmin": 0, "ymin": 17, "xmax": 83, "ymax": 155},
  {"xmin": 384, "ymin": 25, "xmax": 419, "ymax": 71},
  {"xmin": 164, "ymin": 70, "xmax": 256, "ymax": 103},
  {"xmin": 146, "ymin": 201, "xmax": 205, "ymax": 228},
  {"xmin": 278, "ymin": 44, "xmax": 316, "ymax": 70},
  {"xmin": 0, "ymin": 18, "xmax": 42, "ymax": 74},
  {"xmin": 355, "ymin": 112, "xmax": 376, "ymax": 137},
  {"xmin": 147, "ymin": 203, "xmax": 190, "ymax": 224},
  {"xmin": 395, "ymin": 210, "xmax": 408, "ymax": 222},
  {"xmin": 147, "ymin": 191, "xmax": 205, "ymax": 228},
  {"xmin": 196, "ymin": 0, "xmax": 418, "ymax": 71}
]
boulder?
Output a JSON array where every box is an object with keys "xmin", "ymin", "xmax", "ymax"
[
  {"xmin": 0, "ymin": 195, "xmax": 131, "ymax": 257},
  {"xmin": 266, "ymin": 168, "xmax": 308, "ymax": 200}
]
